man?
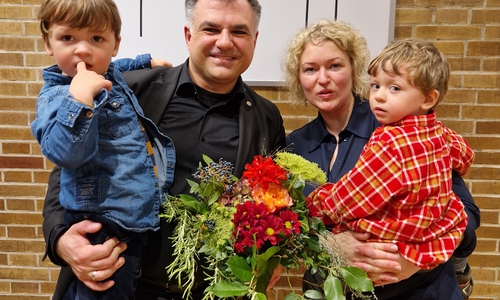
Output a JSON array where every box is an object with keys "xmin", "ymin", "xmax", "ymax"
[{"xmin": 42, "ymin": 0, "xmax": 286, "ymax": 299}]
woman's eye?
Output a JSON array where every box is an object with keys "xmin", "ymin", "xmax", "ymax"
[{"xmin": 330, "ymin": 64, "xmax": 341, "ymax": 70}]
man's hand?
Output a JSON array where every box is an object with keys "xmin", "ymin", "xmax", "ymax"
[
  {"xmin": 151, "ymin": 58, "xmax": 172, "ymax": 68},
  {"xmin": 56, "ymin": 220, "xmax": 127, "ymax": 291}
]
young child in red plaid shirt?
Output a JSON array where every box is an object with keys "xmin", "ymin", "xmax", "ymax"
[{"xmin": 307, "ymin": 39, "xmax": 475, "ymax": 272}]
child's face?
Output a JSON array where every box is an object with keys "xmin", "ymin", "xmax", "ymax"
[
  {"xmin": 43, "ymin": 23, "xmax": 120, "ymax": 78},
  {"xmin": 369, "ymin": 62, "xmax": 430, "ymax": 124}
]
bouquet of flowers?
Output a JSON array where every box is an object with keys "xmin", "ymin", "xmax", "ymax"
[{"xmin": 161, "ymin": 152, "xmax": 374, "ymax": 300}]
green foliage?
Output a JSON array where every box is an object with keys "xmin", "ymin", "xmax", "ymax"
[
  {"xmin": 304, "ymin": 290, "xmax": 327, "ymax": 299},
  {"xmin": 206, "ymin": 280, "xmax": 248, "ymax": 297},
  {"xmin": 226, "ymin": 255, "xmax": 252, "ymax": 282},
  {"xmin": 339, "ymin": 267, "xmax": 374, "ymax": 293},
  {"xmin": 324, "ymin": 274, "xmax": 345, "ymax": 300}
]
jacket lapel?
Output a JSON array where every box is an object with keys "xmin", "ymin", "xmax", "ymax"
[
  {"xmin": 234, "ymin": 95, "xmax": 254, "ymax": 176},
  {"xmin": 139, "ymin": 65, "xmax": 183, "ymax": 126}
]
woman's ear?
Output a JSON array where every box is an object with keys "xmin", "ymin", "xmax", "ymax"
[{"xmin": 421, "ymin": 89, "xmax": 439, "ymax": 111}]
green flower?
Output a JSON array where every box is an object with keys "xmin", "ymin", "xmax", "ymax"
[
  {"xmin": 201, "ymin": 204, "xmax": 236, "ymax": 252},
  {"xmin": 274, "ymin": 152, "xmax": 327, "ymax": 185}
]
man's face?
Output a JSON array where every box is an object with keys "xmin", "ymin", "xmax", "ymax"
[{"xmin": 184, "ymin": 0, "xmax": 259, "ymax": 93}]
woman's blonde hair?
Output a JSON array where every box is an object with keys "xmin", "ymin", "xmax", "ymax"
[
  {"xmin": 368, "ymin": 39, "xmax": 450, "ymax": 109},
  {"xmin": 283, "ymin": 19, "xmax": 370, "ymax": 105},
  {"xmin": 39, "ymin": 0, "xmax": 122, "ymax": 44}
]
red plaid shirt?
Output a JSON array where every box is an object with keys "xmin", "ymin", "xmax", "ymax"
[{"xmin": 307, "ymin": 112, "xmax": 474, "ymax": 269}]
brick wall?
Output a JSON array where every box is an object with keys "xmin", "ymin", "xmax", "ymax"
[{"xmin": 0, "ymin": 0, "xmax": 498, "ymax": 299}]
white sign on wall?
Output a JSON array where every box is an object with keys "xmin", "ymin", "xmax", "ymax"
[{"xmin": 114, "ymin": 0, "xmax": 395, "ymax": 86}]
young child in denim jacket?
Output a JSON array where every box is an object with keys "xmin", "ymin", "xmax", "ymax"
[{"xmin": 31, "ymin": 0, "xmax": 174, "ymax": 299}]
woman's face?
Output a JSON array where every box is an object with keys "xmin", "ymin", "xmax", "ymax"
[{"xmin": 298, "ymin": 40, "xmax": 354, "ymax": 113}]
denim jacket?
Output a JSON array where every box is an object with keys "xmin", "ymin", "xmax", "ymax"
[{"xmin": 31, "ymin": 54, "xmax": 175, "ymax": 232}]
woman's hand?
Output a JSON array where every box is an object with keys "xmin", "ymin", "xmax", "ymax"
[
  {"xmin": 333, "ymin": 231, "xmax": 420, "ymax": 286},
  {"xmin": 354, "ymin": 240, "xmax": 420, "ymax": 285},
  {"xmin": 56, "ymin": 220, "xmax": 127, "ymax": 291}
]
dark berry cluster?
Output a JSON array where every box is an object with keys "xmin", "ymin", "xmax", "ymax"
[
  {"xmin": 193, "ymin": 159, "xmax": 235, "ymax": 187},
  {"xmin": 205, "ymin": 219, "xmax": 216, "ymax": 231}
]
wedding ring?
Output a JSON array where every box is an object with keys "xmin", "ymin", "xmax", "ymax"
[{"xmin": 91, "ymin": 270, "xmax": 97, "ymax": 281}]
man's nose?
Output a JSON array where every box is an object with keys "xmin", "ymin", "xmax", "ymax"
[{"xmin": 215, "ymin": 29, "xmax": 233, "ymax": 49}]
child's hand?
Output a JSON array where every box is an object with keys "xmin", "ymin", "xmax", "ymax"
[
  {"xmin": 151, "ymin": 58, "xmax": 172, "ymax": 68},
  {"xmin": 69, "ymin": 62, "xmax": 112, "ymax": 107}
]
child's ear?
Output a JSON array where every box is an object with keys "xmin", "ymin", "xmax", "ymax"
[
  {"xmin": 112, "ymin": 36, "xmax": 121, "ymax": 57},
  {"xmin": 421, "ymin": 89, "xmax": 439, "ymax": 111},
  {"xmin": 42, "ymin": 34, "xmax": 53, "ymax": 56}
]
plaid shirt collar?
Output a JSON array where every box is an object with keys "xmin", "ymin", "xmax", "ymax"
[{"xmin": 389, "ymin": 111, "xmax": 437, "ymax": 128}]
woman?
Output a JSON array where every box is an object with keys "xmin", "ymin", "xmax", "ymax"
[{"xmin": 284, "ymin": 19, "xmax": 479, "ymax": 299}]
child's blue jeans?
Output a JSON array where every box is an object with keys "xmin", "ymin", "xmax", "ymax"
[{"xmin": 62, "ymin": 211, "xmax": 148, "ymax": 300}]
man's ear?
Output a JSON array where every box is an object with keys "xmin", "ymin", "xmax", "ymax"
[
  {"xmin": 421, "ymin": 89, "xmax": 439, "ymax": 111},
  {"xmin": 253, "ymin": 30, "xmax": 259, "ymax": 48},
  {"xmin": 184, "ymin": 26, "xmax": 192, "ymax": 51}
]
